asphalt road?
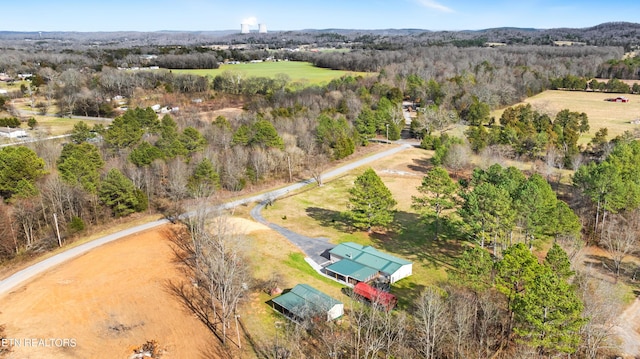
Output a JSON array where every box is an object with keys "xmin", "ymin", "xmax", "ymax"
[{"xmin": 0, "ymin": 143, "xmax": 413, "ymax": 296}]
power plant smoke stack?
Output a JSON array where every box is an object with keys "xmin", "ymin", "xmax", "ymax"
[
  {"xmin": 240, "ymin": 23, "xmax": 250, "ymax": 34},
  {"xmin": 258, "ymin": 24, "xmax": 267, "ymax": 33}
]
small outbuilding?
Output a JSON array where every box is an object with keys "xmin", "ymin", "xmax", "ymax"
[{"xmin": 271, "ymin": 284, "xmax": 343, "ymax": 322}]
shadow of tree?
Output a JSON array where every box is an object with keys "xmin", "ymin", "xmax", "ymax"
[
  {"xmin": 583, "ymin": 254, "xmax": 640, "ymax": 286},
  {"xmin": 165, "ymin": 280, "xmax": 224, "ymax": 343},
  {"xmin": 370, "ymin": 211, "xmax": 465, "ymax": 271},
  {"xmin": 407, "ymin": 157, "xmax": 432, "ymax": 174},
  {"xmin": 392, "ymin": 281, "xmax": 427, "ymax": 311},
  {"xmin": 305, "ymin": 207, "xmax": 351, "ymax": 232}
]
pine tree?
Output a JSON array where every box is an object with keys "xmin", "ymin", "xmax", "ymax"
[
  {"xmin": 513, "ymin": 267, "xmax": 585, "ymax": 355},
  {"xmin": 449, "ymin": 246, "xmax": 493, "ymax": 292},
  {"xmin": 544, "ymin": 243, "xmax": 574, "ymax": 280},
  {"xmin": 188, "ymin": 159, "xmax": 220, "ymax": 197},
  {"xmin": 99, "ymin": 168, "xmax": 140, "ymax": 217},
  {"xmin": 57, "ymin": 142, "xmax": 104, "ymax": 193},
  {"xmin": 347, "ymin": 168, "xmax": 396, "ymax": 231},
  {"xmin": 0, "ymin": 146, "xmax": 46, "ymax": 199},
  {"xmin": 496, "ymin": 243, "xmax": 585, "ymax": 356},
  {"xmin": 412, "ymin": 166, "xmax": 458, "ymax": 240}
]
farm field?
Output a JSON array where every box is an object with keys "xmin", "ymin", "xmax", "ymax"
[
  {"xmin": 171, "ymin": 61, "xmax": 371, "ymax": 85},
  {"xmin": 492, "ymin": 90, "xmax": 640, "ymax": 141}
]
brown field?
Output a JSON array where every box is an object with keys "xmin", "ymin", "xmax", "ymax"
[
  {"xmin": 491, "ymin": 90, "xmax": 640, "ymax": 141},
  {"xmin": 0, "ymin": 221, "xmax": 264, "ymax": 359}
]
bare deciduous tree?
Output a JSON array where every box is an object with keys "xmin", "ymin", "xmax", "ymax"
[
  {"xmin": 443, "ymin": 142, "xmax": 471, "ymax": 177},
  {"xmin": 186, "ymin": 208, "xmax": 252, "ymax": 347},
  {"xmin": 414, "ymin": 287, "xmax": 448, "ymax": 359},
  {"xmin": 576, "ymin": 272, "xmax": 622, "ymax": 359},
  {"xmin": 601, "ymin": 214, "xmax": 638, "ymax": 279}
]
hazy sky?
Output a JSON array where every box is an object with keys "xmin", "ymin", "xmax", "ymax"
[{"xmin": 2, "ymin": 0, "xmax": 639, "ymax": 32}]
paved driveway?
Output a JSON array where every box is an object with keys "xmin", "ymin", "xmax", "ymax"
[{"xmin": 250, "ymin": 202, "xmax": 332, "ymax": 265}]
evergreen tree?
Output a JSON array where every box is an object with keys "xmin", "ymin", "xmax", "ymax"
[
  {"xmin": 458, "ymin": 181, "xmax": 513, "ymax": 248},
  {"xmin": 180, "ymin": 127, "xmax": 207, "ymax": 154},
  {"xmin": 156, "ymin": 115, "xmax": 187, "ymax": 158},
  {"xmin": 544, "ymin": 243, "xmax": 574, "ymax": 280},
  {"xmin": 513, "ymin": 266, "xmax": 585, "ymax": 355},
  {"xmin": 346, "ymin": 168, "xmax": 396, "ymax": 231},
  {"xmin": 354, "ymin": 108, "xmax": 376, "ymax": 145},
  {"xmin": 187, "ymin": 159, "xmax": 220, "ymax": 197},
  {"xmin": 412, "ymin": 166, "xmax": 458, "ymax": 240},
  {"xmin": 496, "ymin": 243, "xmax": 585, "ymax": 355},
  {"xmin": 129, "ymin": 141, "xmax": 163, "ymax": 167},
  {"xmin": 57, "ymin": 142, "xmax": 104, "ymax": 193},
  {"xmin": 70, "ymin": 121, "xmax": 95, "ymax": 144},
  {"xmin": 99, "ymin": 168, "xmax": 141, "ymax": 217},
  {"xmin": 103, "ymin": 115, "xmax": 144, "ymax": 151},
  {"xmin": 0, "ymin": 146, "xmax": 46, "ymax": 199},
  {"xmin": 513, "ymin": 174, "xmax": 557, "ymax": 245},
  {"xmin": 449, "ymin": 246, "xmax": 493, "ymax": 292},
  {"xmin": 250, "ymin": 119, "xmax": 284, "ymax": 150}
]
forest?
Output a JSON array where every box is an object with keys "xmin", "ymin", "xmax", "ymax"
[{"xmin": 0, "ymin": 22, "xmax": 639, "ymax": 358}]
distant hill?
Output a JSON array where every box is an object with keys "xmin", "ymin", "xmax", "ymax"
[{"xmin": 0, "ymin": 22, "xmax": 638, "ymax": 50}]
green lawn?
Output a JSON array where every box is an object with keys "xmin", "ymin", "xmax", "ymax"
[{"xmin": 171, "ymin": 61, "xmax": 371, "ymax": 85}]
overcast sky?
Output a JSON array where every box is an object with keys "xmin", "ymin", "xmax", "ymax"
[{"xmin": 2, "ymin": 0, "xmax": 639, "ymax": 32}]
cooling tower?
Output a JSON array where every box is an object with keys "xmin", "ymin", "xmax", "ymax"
[
  {"xmin": 241, "ymin": 23, "xmax": 250, "ymax": 34},
  {"xmin": 258, "ymin": 24, "xmax": 267, "ymax": 33}
]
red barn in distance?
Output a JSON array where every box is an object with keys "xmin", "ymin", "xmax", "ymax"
[{"xmin": 604, "ymin": 96, "xmax": 630, "ymax": 102}]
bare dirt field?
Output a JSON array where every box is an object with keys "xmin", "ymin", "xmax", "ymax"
[{"xmin": 0, "ymin": 224, "xmax": 242, "ymax": 359}]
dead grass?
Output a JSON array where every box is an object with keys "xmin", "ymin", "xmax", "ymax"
[{"xmin": 491, "ymin": 90, "xmax": 640, "ymax": 142}]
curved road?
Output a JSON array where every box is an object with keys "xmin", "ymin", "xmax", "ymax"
[{"xmin": 0, "ymin": 143, "xmax": 413, "ymax": 296}]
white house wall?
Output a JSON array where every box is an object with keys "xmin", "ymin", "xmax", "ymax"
[
  {"xmin": 390, "ymin": 263, "xmax": 413, "ymax": 283},
  {"xmin": 327, "ymin": 303, "xmax": 344, "ymax": 321}
]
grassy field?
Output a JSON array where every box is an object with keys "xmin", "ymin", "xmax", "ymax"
[
  {"xmin": 171, "ymin": 61, "xmax": 371, "ymax": 85},
  {"xmin": 491, "ymin": 90, "xmax": 640, "ymax": 142}
]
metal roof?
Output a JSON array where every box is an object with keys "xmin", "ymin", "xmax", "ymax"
[
  {"xmin": 271, "ymin": 284, "xmax": 341, "ymax": 319},
  {"xmin": 325, "ymin": 258, "xmax": 379, "ymax": 282},
  {"xmin": 329, "ymin": 242, "xmax": 411, "ymax": 275}
]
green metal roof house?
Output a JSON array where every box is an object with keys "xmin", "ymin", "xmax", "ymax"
[
  {"xmin": 328, "ymin": 242, "xmax": 412, "ymax": 284},
  {"xmin": 271, "ymin": 284, "xmax": 344, "ymax": 322},
  {"xmin": 325, "ymin": 258, "xmax": 379, "ymax": 285}
]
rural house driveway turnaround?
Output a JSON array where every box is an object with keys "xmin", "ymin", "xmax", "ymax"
[{"xmin": 0, "ymin": 143, "xmax": 413, "ymax": 296}]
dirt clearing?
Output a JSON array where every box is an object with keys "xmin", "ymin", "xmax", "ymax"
[{"xmin": 0, "ymin": 222, "xmax": 259, "ymax": 359}]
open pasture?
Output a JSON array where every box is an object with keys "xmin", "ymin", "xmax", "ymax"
[
  {"xmin": 171, "ymin": 61, "xmax": 370, "ymax": 85},
  {"xmin": 492, "ymin": 90, "xmax": 640, "ymax": 140}
]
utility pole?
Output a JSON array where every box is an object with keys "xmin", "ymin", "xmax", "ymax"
[
  {"xmin": 386, "ymin": 123, "xmax": 389, "ymax": 143},
  {"xmin": 53, "ymin": 213, "xmax": 62, "ymax": 247}
]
